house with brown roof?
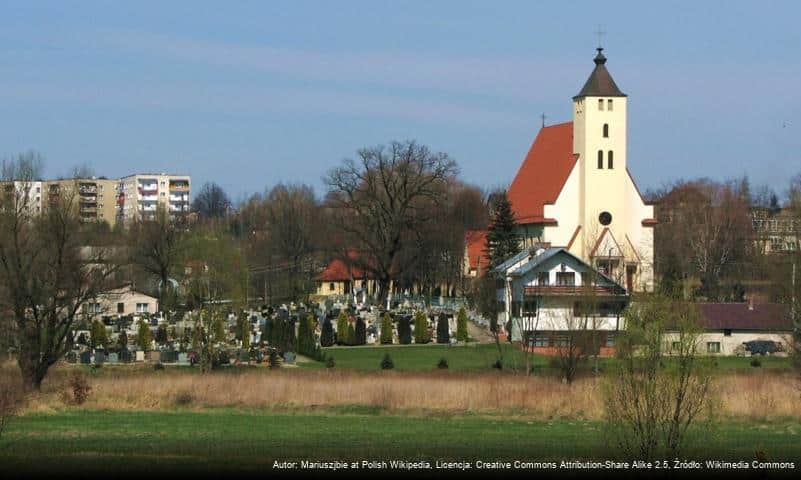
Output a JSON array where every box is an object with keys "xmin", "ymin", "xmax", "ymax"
[
  {"xmin": 667, "ymin": 301, "xmax": 795, "ymax": 356},
  {"xmin": 314, "ymin": 250, "xmax": 376, "ymax": 298},
  {"xmin": 507, "ymin": 48, "xmax": 655, "ymax": 292}
]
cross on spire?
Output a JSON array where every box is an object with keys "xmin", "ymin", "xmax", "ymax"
[
  {"xmin": 595, "ymin": 25, "xmax": 606, "ymax": 48},
  {"xmin": 540, "ymin": 113, "xmax": 547, "ymax": 128}
]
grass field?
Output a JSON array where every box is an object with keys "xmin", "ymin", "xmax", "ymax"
[
  {"xmin": 1, "ymin": 346, "xmax": 798, "ymax": 476},
  {"xmin": 307, "ymin": 343, "xmax": 794, "ymax": 373},
  {"xmin": 1, "ymin": 410, "xmax": 800, "ymax": 475}
]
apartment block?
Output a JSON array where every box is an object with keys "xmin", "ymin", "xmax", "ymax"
[
  {"xmin": 117, "ymin": 173, "xmax": 191, "ymax": 224},
  {"xmin": 1, "ymin": 180, "xmax": 44, "ymax": 214},
  {"xmin": 46, "ymin": 178, "xmax": 119, "ymax": 227}
]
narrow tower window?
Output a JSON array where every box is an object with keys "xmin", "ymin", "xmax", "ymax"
[
  {"xmin": 597, "ymin": 150, "xmax": 603, "ymax": 169},
  {"xmin": 608, "ymin": 99, "xmax": 613, "ymax": 111},
  {"xmin": 603, "ymin": 124, "xmax": 609, "ymax": 138},
  {"xmin": 598, "ymin": 99, "xmax": 604, "ymax": 111},
  {"xmin": 608, "ymin": 151, "xmax": 614, "ymax": 169}
]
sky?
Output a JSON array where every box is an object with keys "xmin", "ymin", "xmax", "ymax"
[{"xmin": 1, "ymin": 1, "xmax": 800, "ymax": 202}]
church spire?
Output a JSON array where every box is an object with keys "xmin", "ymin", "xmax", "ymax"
[{"xmin": 573, "ymin": 48, "xmax": 626, "ymax": 99}]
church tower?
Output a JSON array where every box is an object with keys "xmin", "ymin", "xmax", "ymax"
[
  {"xmin": 572, "ymin": 48, "xmax": 629, "ymax": 259},
  {"xmin": 507, "ymin": 48, "xmax": 655, "ymax": 292}
]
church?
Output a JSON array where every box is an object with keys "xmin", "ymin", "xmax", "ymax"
[{"xmin": 507, "ymin": 48, "xmax": 655, "ymax": 292}]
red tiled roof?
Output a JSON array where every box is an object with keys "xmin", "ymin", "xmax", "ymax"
[
  {"xmin": 316, "ymin": 250, "xmax": 369, "ymax": 282},
  {"xmin": 508, "ymin": 122, "xmax": 578, "ymax": 224},
  {"xmin": 464, "ymin": 230, "xmax": 489, "ymax": 272},
  {"xmin": 696, "ymin": 303, "xmax": 792, "ymax": 331}
]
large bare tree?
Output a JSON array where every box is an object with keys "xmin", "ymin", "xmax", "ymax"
[
  {"xmin": 325, "ymin": 140, "xmax": 458, "ymax": 304},
  {"xmin": 192, "ymin": 181, "xmax": 231, "ymax": 221},
  {"xmin": 263, "ymin": 183, "xmax": 319, "ymax": 302},
  {"xmin": 128, "ymin": 205, "xmax": 185, "ymax": 311},
  {"xmin": 0, "ymin": 153, "xmax": 120, "ymax": 390},
  {"xmin": 655, "ymin": 179, "xmax": 752, "ymax": 300}
]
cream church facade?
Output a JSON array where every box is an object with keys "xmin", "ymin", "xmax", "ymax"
[{"xmin": 507, "ymin": 48, "xmax": 655, "ymax": 292}]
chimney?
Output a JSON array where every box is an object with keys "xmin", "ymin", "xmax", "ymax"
[{"xmin": 748, "ymin": 296, "xmax": 754, "ymax": 311}]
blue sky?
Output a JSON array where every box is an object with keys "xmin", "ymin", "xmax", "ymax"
[{"xmin": 1, "ymin": 1, "xmax": 800, "ymax": 201}]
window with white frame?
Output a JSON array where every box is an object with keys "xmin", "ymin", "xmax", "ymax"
[{"xmin": 136, "ymin": 303, "xmax": 149, "ymax": 313}]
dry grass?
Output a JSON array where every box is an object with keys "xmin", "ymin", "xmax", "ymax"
[{"xmin": 8, "ymin": 364, "xmax": 800, "ymax": 421}]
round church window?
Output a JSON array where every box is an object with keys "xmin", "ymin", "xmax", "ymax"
[{"xmin": 599, "ymin": 211, "xmax": 612, "ymax": 226}]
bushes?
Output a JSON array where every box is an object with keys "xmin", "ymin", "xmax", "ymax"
[
  {"xmin": 413, "ymin": 311, "xmax": 430, "ymax": 344},
  {"xmin": 436, "ymin": 313, "xmax": 450, "ymax": 344},
  {"xmin": 456, "ymin": 307, "xmax": 469, "ymax": 342},
  {"xmin": 63, "ymin": 372, "xmax": 92, "ymax": 406},
  {"xmin": 750, "ymin": 357, "xmax": 762, "ymax": 368},
  {"xmin": 0, "ymin": 374, "xmax": 23, "ymax": 440},
  {"xmin": 437, "ymin": 358, "xmax": 449, "ymax": 369},
  {"xmin": 174, "ymin": 390, "xmax": 194, "ymax": 406},
  {"xmin": 320, "ymin": 317, "xmax": 335, "ymax": 347},
  {"xmin": 380, "ymin": 313, "xmax": 393, "ymax": 345},
  {"xmin": 326, "ymin": 356, "xmax": 336, "ymax": 369},
  {"xmin": 380, "ymin": 353, "xmax": 394, "ymax": 370},
  {"xmin": 346, "ymin": 323, "xmax": 357, "ymax": 346}
]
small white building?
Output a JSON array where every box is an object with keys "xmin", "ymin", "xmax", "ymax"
[
  {"xmin": 675, "ymin": 302, "xmax": 794, "ymax": 356},
  {"xmin": 81, "ymin": 284, "xmax": 159, "ymax": 321},
  {"xmin": 494, "ymin": 246, "xmax": 628, "ymax": 355}
]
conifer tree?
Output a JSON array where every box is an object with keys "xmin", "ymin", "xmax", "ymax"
[
  {"xmin": 398, "ymin": 315, "xmax": 412, "ymax": 344},
  {"xmin": 336, "ymin": 310, "xmax": 349, "ymax": 345},
  {"xmin": 436, "ymin": 313, "xmax": 450, "ymax": 344},
  {"xmin": 456, "ymin": 306, "xmax": 469, "ymax": 342},
  {"xmin": 355, "ymin": 317, "xmax": 367, "ymax": 345},
  {"xmin": 320, "ymin": 316, "xmax": 334, "ymax": 347},
  {"xmin": 213, "ymin": 315, "xmax": 226, "ymax": 343},
  {"xmin": 297, "ymin": 314, "xmax": 317, "ymax": 355},
  {"xmin": 413, "ymin": 311, "xmax": 430, "ymax": 344},
  {"xmin": 117, "ymin": 329, "xmax": 128, "ymax": 351},
  {"xmin": 137, "ymin": 320, "xmax": 152, "ymax": 351},
  {"xmin": 90, "ymin": 320, "xmax": 108, "ymax": 350},
  {"xmin": 155, "ymin": 324, "xmax": 168, "ymax": 345},
  {"xmin": 380, "ymin": 313, "xmax": 393, "ymax": 344},
  {"xmin": 346, "ymin": 323, "xmax": 356, "ymax": 346},
  {"xmin": 485, "ymin": 190, "xmax": 520, "ymax": 268}
]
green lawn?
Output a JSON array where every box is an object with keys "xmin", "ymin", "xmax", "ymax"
[
  {"xmin": 310, "ymin": 343, "xmax": 537, "ymax": 371},
  {"xmin": 1, "ymin": 410, "xmax": 799, "ymax": 475},
  {"xmin": 305, "ymin": 343, "xmax": 793, "ymax": 374}
]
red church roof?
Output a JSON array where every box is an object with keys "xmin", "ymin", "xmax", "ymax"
[
  {"xmin": 464, "ymin": 230, "xmax": 489, "ymax": 273},
  {"xmin": 508, "ymin": 122, "xmax": 577, "ymax": 225}
]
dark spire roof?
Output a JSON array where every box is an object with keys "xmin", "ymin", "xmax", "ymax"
[{"xmin": 573, "ymin": 48, "xmax": 626, "ymax": 99}]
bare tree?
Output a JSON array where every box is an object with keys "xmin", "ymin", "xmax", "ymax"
[
  {"xmin": 655, "ymin": 179, "xmax": 752, "ymax": 300},
  {"xmin": 183, "ymin": 226, "xmax": 246, "ymax": 372},
  {"xmin": 0, "ymin": 153, "xmax": 120, "ymax": 390},
  {"xmin": 263, "ymin": 183, "xmax": 318, "ymax": 302},
  {"xmin": 128, "ymin": 205, "xmax": 185, "ymax": 312},
  {"xmin": 602, "ymin": 295, "xmax": 714, "ymax": 459},
  {"xmin": 192, "ymin": 181, "xmax": 231, "ymax": 220},
  {"xmin": 325, "ymin": 140, "xmax": 458, "ymax": 304}
]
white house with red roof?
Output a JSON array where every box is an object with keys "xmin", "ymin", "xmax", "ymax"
[{"xmin": 508, "ymin": 48, "xmax": 655, "ymax": 292}]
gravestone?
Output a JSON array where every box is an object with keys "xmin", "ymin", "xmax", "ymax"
[
  {"xmin": 79, "ymin": 351, "xmax": 91, "ymax": 364},
  {"xmin": 107, "ymin": 353, "xmax": 119, "ymax": 364},
  {"xmin": 135, "ymin": 350, "xmax": 145, "ymax": 362},
  {"xmin": 147, "ymin": 350, "xmax": 161, "ymax": 363},
  {"xmin": 283, "ymin": 351, "xmax": 296, "ymax": 364},
  {"xmin": 177, "ymin": 353, "xmax": 189, "ymax": 365},
  {"xmin": 94, "ymin": 351, "xmax": 106, "ymax": 364}
]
